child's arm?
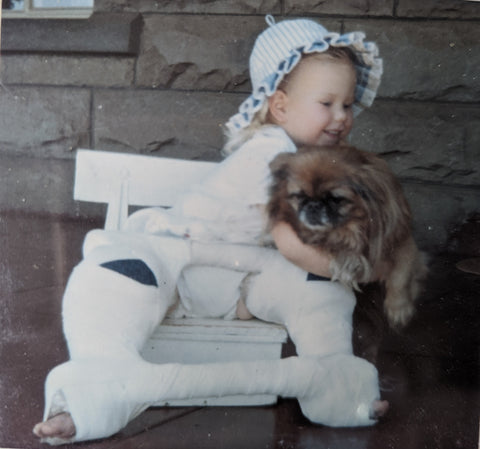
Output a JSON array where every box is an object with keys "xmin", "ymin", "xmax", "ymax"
[{"xmin": 270, "ymin": 221, "xmax": 333, "ymax": 278}]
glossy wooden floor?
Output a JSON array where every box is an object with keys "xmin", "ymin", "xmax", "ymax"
[{"xmin": 1, "ymin": 211, "xmax": 478, "ymax": 449}]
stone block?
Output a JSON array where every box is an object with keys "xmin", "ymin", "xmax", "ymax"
[
  {"xmin": 350, "ymin": 100, "xmax": 480, "ymax": 186},
  {"xmin": 0, "ymin": 154, "xmax": 106, "ymax": 216},
  {"xmin": 93, "ymin": 90, "xmax": 246, "ymax": 160},
  {"xmin": 404, "ymin": 182, "xmax": 479, "ymax": 252},
  {"xmin": 2, "ymin": 12, "xmax": 141, "ymax": 54},
  {"xmin": 285, "ymin": 0, "xmax": 393, "ymax": 16},
  {"xmin": 344, "ymin": 19, "xmax": 480, "ymax": 102},
  {"xmin": 95, "ymin": 0, "xmax": 280, "ymax": 14},
  {"xmin": 0, "ymin": 87, "xmax": 90, "ymax": 159},
  {"xmin": 136, "ymin": 15, "xmax": 341, "ymax": 91},
  {"xmin": 396, "ymin": 0, "xmax": 480, "ymax": 19},
  {"xmin": 0, "ymin": 155, "xmax": 73, "ymax": 213},
  {"xmin": 1, "ymin": 55, "xmax": 135, "ymax": 87}
]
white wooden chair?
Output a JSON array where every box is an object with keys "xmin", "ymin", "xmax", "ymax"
[{"xmin": 74, "ymin": 149, "xmax": 288, "ymax": 406}]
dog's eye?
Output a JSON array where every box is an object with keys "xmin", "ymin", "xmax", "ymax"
[
  {"xmin": 328, "ymin": 194, "xmax": 341, "ymax": 203},
  {"xmin": 288, "ymin": 191, "xmax": 305, "ymax": 200},
  {"xmin": 327, "ymin": 194, "xmax": 350, "ymax": 207}
]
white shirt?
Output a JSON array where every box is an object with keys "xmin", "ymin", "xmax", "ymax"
[
  {"xmin": 172, "ymin": 126, "xmax": 296, "ymax": 245},
  {"xmin": 126, "ymin": 125, "xmax": 297, "ymax": 319},
  {"xmin": 174, "ymin": 126, "xmax": 297, "ymax": 319}
]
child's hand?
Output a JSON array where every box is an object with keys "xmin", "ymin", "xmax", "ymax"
[
  {"xmin": 124, "ymin": 208, "xmax": 192, "ymax": 238},
  {"xmin": 125, "ymin": 207, "xmax": 263, "ymax": 243},
  {"xmin": 270, "ymin": 221, "xmax": 332, "ymax": 278}
]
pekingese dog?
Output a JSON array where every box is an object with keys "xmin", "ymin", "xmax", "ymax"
[{"xmin": 267, "ymin": 144, "xmax": 428, "ymax": 327}]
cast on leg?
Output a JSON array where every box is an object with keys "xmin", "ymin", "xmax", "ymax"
[
  {"xmin": 189, "ymin": 240, "xmax": 383, "ymax": 425},
  {"xmin": 144, "ymin": 355, "xmax": 380, "ymax": 427},
  {"xmin": 43, "ymin": 353, "xmax": 379, "ymax": 444},
  {"xmin": 190, "ymin": 241, "xmax": 356, "ymax": 356},
  {"xmin": 38, "ymin": 233, "xmax": 194, "ymax": 444},
  {"xmin": 38, "ymin": 237, "xmax": 383, "ymax": 444},
  {"xmin": 243, "ymin": 259, "xmax": 382, "ymax": 425},
  {"xmin": 63, "ymin": 262, "xmax": 167, "ymax": 360}
]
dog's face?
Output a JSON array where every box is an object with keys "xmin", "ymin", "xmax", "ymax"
[
  {"xmin": 283, "ymin": 176, "xmax": 362, "ymax": 231},
  {"xmin": 267, "ymin": 146, "xmax": 374, "ymax": 247}
]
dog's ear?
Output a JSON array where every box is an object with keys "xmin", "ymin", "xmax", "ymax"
[
  {"xmin": 269, "ymin": 153, "xmax": 294, "ymax": 180},
  {"xmin": 351, "ymin": 182, "xmax": 374, "ymax": 202}
]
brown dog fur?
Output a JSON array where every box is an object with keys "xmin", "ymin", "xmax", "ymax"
[{"xmin": 267, "ymin": 144, "xmax": 428, "ymax": 327}]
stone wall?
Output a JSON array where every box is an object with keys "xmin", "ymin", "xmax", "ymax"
[{"xmin": 1, "ymin": 0, "xmax": 479, "ymax": 252}]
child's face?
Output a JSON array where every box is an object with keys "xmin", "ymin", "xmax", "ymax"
[{"xmin": 270, "ymin": 56, "xmax": 356, "ymax": 147}]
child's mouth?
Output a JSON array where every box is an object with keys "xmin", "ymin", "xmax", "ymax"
[{"xmin": 324, "ymin": 130, "xmax": 341, "ymax": 141}]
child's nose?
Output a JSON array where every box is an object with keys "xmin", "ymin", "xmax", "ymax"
[{"xmin": 333, "ymin": 106, "xmax": 347, "ymax": 123}]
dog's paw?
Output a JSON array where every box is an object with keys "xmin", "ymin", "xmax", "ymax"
[{"xmin": 384, "ymin": 297, "xmax": 415, "ymax": 327}]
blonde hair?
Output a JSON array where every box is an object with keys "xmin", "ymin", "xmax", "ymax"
[
  {"xmin": 222, "ymin": 102, "xmax": 270, "ymax": 156},
  {"xmin": 222, "ymin": 47, "xmax": 357, "ymax": 157}
]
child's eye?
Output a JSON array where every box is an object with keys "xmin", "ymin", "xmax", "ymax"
[
  {"xmin": 320, "ymin": 102, "xmax": 331, "ymax": 107},
  {"xmin": 343, "ymin": 103, "xmax": 353, "ymax": 110}
]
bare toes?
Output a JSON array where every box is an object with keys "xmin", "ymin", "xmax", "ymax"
[
  {"xmin": 370, "ymin": 400, "xmax": 389, "ymax": 419},
  {"xmin": 33, "ymin": 413, "xmax": 76, "ymax": 440}
]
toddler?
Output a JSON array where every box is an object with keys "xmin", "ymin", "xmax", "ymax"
[{"xmin": 34, "ymin": 16, "xmax": 385, "ymax": 444}]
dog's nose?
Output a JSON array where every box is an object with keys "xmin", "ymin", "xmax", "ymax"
[{"xmin": 301, "ymin": 200, "xmax": 330, "ymax": 226}]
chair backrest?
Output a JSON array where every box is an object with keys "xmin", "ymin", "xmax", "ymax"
[{"xmin": 74, "ymin": 149, "xmax": 217, "ymax": 230}]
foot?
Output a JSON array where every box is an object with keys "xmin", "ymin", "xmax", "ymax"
[
  {"xmin": 370, "ymin": 399, "xmax": 389, "ymax": 419},
  {"xmin": 236, "ymin": 298, "xmax": 254, "ymax": 320},
  {"xmin": 33, "ymin": 413, "xmax": 76, "ymax": 441}
]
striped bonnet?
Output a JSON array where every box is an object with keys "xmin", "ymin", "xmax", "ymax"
[{"xmin": 226, "ymin": 15, "xmax": 383, "ymax": 133}]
